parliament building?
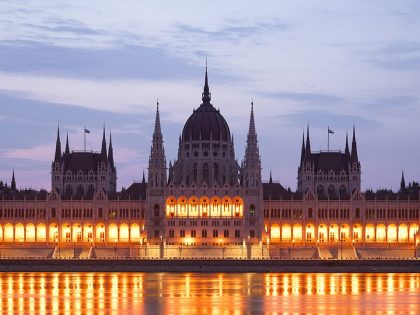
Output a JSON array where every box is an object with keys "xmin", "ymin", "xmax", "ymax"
[{"xmin": 0, "ymin": 68, "xmax": 419, "ymax": 259}]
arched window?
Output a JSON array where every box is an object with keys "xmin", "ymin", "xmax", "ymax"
[
  {"xmin": 249, "ymin": 204, "xmax": 255, "ymax": 217},
  {"xmin": 339, "ymin": 185, "xmax": 347, "ymax": 196},
  {"xmin": 98, "ymin": 207, "xmax": 103, "ymax": 218},
  {"xmin": 51, "ymin": 207, "xmax": 56, "ymax": 218},
  {"xmin": 77, "ymin": 185, "xmax": 84, "ymax": 195},
  {"xmin": 203, "ymin": 163, "xmax": 209, "ymax": 183},
  {"xmin": 193, "ymin": 163, "xmax": 198, "ymax": 183},
  {"xmin": 214, "ymin": 163, "xmax": 219, "ymax": 183},
  {"xmin": 317, "ymin": 185, "xmax": 324, "ymax": 197},
  {"xmin": 65, "ymin": 185, "xmax": 73, "ymax": 196},
  {"xmin": 328, "ymin": 185, "xmax": 335, "ymax": 198},
  {"xmin": 154, "ymin": 204, "xmax": 160, "ymax": 217}
]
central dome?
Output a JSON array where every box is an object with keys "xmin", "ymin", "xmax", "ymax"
[{"xmin": 181, "ymin": 69, "xmax": 231, "ymax": 142}]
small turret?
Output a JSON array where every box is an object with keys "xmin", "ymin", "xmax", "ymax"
[
  {"xmin": 108, "ymin": 131, "xmax": 114, "ymax": 168},
  {"xmin": 400, "ymin": 170, "xmax": 406, "ymax": 192},
  {"xmin": 351, "ymin": 125, "xmax": 358, "ymax": 162},
  {"xmin": 100, "ymin": 126, "xmax": 107, "ymax": 162},
  {"xmin": 345, "ymin": 131, "xmax": 350, "ymax": 155},
  {"xmin": 305, "ymin": 125, "xmax": 311, "ymax": 160},
  {"xmin": 300, "ymin": 130, "xmax": 305, "ymax": 164},
  {"xmin": 54, "ymin": 126, "xmax": 61, "ymax": 162},
  {"xmin": 11, "ymin": 170, "xmax": 16, "ymax": 191},
  {"xmin": 65, "ymin": 132, "xmax": 70, "ymax": 154}
]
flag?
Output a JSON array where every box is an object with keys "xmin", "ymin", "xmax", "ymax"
[
  {"xmin": 84, "ymin": 128, "xmax": 90, "ymax": 134},
  {"xmin": 328, "ymin": 127, "xmax": 334, "ymax": 134}
]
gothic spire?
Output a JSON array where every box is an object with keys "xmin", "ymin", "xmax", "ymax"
[
  {"xmin": 148, "ymin": 101, "xmax": 166, "ymax": 189},
  {"xmin": 243, "ymin": 102, "xmax": 261, "ymax": 188},
  {"xmin": 54, "ymin": 125, "xmax": 61, "ymax": 162},
  {"xmin": 305, "ymin": 124, "xmax": 311, "ymax": 152},
  {"xmin": 345, "ymin": 131, "xmax": 350, "ymax": 154},
  {"xmin": 11, "ymin": 170, "xmax": 16, "ymax": 191},
  {"xmin": 108, "ymin": 131, "xmax": 114, "ymax": 168},
  {"xmin": 400, "ymin": 170, "xmax": 406, "ymax": 192},
  {"xmin": 65, "ymin": 132, "xmax": 70, "ymax": 154},
  {"xmin": 269, "ymin": 170, "xmax": 273, "ymax": 184},
  {"xmin": 305, "ymin": 124, "xmax": 311, "ymax": 160},
  {"xmin": 100, "ymin": 126, "xmax": 107, "ymax": 162},
  {"xmin": 154, "ymin": 101, "xmax": 162, "ymax": 135},
  {"xmin": 351, "ymin": 125, "xmax": 358, "ymax": 162},
  {"xmin": 201, "ymin": 59, "xmax": 211, "ymax": 104},
  {"xmin": 142, "ymin": 170, "xmax": 145, "ymax": 184},
  {"xmin": 300, "ymin": 129, "xmax": 305, "ymax": 164}
]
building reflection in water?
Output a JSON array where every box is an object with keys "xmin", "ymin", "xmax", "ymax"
[{"xmin": 0, "ymin": 273, "xmax": 419, "ymax": 314}]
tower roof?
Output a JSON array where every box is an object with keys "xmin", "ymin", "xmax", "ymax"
[
  {"xmin": 108, "ymin": 131, "xmax": 114, "ymax": 168},
  {"xmin": 181, "ymin": 65, "xmax": 231, "ymax": 142},
  {"xmin": 54, "ymin": 126, "xmax": 61, "ymax": 162},
  {"xmin": 100, "ymin": 126, "xmax": 107, "ymax": 161}
]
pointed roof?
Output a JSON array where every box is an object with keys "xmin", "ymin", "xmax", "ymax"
[
  {"xmin": 400, "ymin": 170, "xmax": 406, "ymax": 191},
  {"xmin": 65, "ymin": 132, "xmax": 70, "ymax": 154},
  {"xmin": 142, "ymin": 170, "xmax": 146, "ymax": 184},
  {"xmin": 108, "ymin": 131, "xmax": 114, "ymax": 168},
  {"xmin": 154, "ymin": 101, "xmax": 162, "ymax": 135},
  {"xmin": 54, "ymin": 125, "xmax": 61, "ymax": 161},
  {"xmin": 351, "ymin": 125, "xmax": 358, "ymax": 162},
  {"xmin": 100, "ymin": 126, "xmax": 107, "ymax": 162},
  {"xmin": 11, "ymin": 170, "xmax": 16, "ymax": 191},
  {"xmin": 269, "ymin": 170, "xmax": 273, "ymax": 184},
  {"xmin": 345, "ymin": 131, "xmax": 350, "ymax": 154},
  {"xmin": 300, "ymin": 130, "xmax": 305, "ymax": 163},
  {"xmin": 305, "ymin": 125, "xmax": 311, "ymax": 160},
  {"xmin": 248, "ymin": 101, "xmax": 256, "ymax": 137},
  {"xmin": 202, "ymin": 58, "xmax": 211, "ymax": 104}
]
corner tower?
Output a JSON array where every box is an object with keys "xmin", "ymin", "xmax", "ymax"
[{"xmin": 146, "ymin": 102, "xmax": 167, "ymax": 247}]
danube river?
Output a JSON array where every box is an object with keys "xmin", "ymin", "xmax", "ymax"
[{"xmin": 0, "ymin": 273, "xmax": 419, "ymax": 314}]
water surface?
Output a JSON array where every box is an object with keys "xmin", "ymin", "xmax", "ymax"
[{"xmin": 0, "ymin": 272, "xmax": 419, "ymax": 314}]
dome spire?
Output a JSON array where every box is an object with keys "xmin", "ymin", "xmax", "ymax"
[{"xmin": 202, "ymin": 58, "xmax": 211, "ymax": 104}]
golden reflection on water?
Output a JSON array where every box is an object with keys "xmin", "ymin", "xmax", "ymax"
[{"xmin": 0, "ymin": 272, "xmax": 419, "ymax": 314}]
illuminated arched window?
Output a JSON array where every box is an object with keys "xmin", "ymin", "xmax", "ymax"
[{"xmin": 249, "ymin": 204, "xmax": 255, "ymax": 217}]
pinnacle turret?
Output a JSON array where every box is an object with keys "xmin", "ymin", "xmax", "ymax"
[
  {"xmin": 351, "ymin": 125, "xmax": 358, "ymax": 162},
  {"xmin": 100, "ymin": 126, "xmax": 107, "ymax": 162},
  {"xmin": 65, "ymin": 132, "xmax": 70, "ymax": 154},
  {"xmin": 400, "ymin": 170, "xmax": 406, "ymax": 192},
  {"xmin": 243, "ymin": 101, "xmax": 261, "ymax": 188},
  {"xmin": 11, "ymin": 170, "xmax": 16, "ymax": 191},
  {"xmin": 345, "ymin": 131, "xmax": 350, "ymax": 154},
  {"xmin": 108, "ymin": 131, "xmax": 114, "ymax": 168},
  {"xmin": 148, "ymin": 101, "xmax": 167, "ymax": 189},
  {"xmin": 154, "ymin": 101, "xmax": 162, "ymax": 135},
  {"xmin": 54, "ymin": 126, "xmax": 61, "ymax": 162},
  {"xmin": 300, "ymin": 130, "xmax": 305, "ymax": 164},
  {"xmin": 201, "ymin": 59, "xmax": 211, "ymax": 104}
]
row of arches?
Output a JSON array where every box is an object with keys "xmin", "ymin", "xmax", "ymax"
[
  {"xmin": 268, "ymin": 223, "xmax": 419, "ymax": 243},
  {"xmin": 0, "ymin": 223, "xmax": 143, "ymax": 243},
  {"xmin": 166, "ymin": 196, "xmax": 244, "ymax": 218}
]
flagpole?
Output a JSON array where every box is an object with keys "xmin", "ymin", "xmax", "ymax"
[
  {"xmin": 84, "ymin": 126, "xmax": 86, "ymax": 151},
  {"xmin": 327, "ymin": 126, "xmax": 329, "ymax": 152}
]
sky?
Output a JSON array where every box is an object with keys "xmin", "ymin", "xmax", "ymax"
[{"xmin": 0, "ymin": 0, "xmax": 419, "ymax": 192}]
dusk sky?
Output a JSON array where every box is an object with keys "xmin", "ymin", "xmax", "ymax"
[{"xmin": 1, "ymin": 1, "xmax": 419, "ymax": 192}]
